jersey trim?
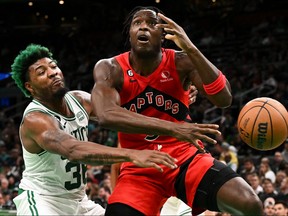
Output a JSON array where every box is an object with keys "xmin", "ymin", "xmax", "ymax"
[
  {"xmin": 27, "ymin": 190, "xmax": 39, "ymax": 216},
  {"xmin": 32, "ymin": 99, "xmax": 76, "ymax": 121},
  {"xmin": 37, "ymin": 150, "xmax": 47, "ymax": 156},
  {"xmin": 65, "ymin": 93, "xmax": 89, "ymax": 121}
]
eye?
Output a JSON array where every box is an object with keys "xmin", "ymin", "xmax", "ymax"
[
  {"xmin": 133, "ymin": 20, "xmax": 141, "ymax": 26},
  {"xmin": 37, "ymin": 70, "xmax": 45, "ymax": 75},
  {"xmin": 149, "ymin": 21, "xmax": 157, "ymax": 26},
  {"xmin": 50, "ymin": 62, "xmax": 58, "ymax": 69}
]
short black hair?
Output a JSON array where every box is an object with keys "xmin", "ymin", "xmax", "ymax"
[{"xmin": 274, "ymin": 200, "xmax": 288, "ymax": 208}]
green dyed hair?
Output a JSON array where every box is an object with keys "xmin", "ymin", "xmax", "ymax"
[{"xmin": 11, "ymin": 44, "xmax": 54, "ymax": 98}]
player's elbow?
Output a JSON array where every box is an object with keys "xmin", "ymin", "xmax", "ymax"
[
  {"xmin": 217, "ymin": 95, "xmax": 233, "ymax": 108},
  {"xmin": 209, "ymin": 94, "xmax": 232, "ymax": 108}
]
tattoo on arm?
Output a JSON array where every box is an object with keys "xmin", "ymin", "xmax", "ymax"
[{"xmin": 82, "ymin": 153, "xmax": 130, "ymax": 165}]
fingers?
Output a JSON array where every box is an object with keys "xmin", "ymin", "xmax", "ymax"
[
  {"xmin": 132, "ymin": 151, "xmax": 178, "ymax": 172},
  {"xmin": 150, "ymin": 163, "xmax": 164, "ymax": 172},
  {"xmin": 196, "ymin": 123, "xmax": 220, "ymax": 129},
  {"xmin": 189, "ymin": 96, "xmax": 196, "ymax": 105},
  {"xmin": 156, "ymin": 13, "xmax": 178, "ymax": 35},
  {"xmin": 152, "ymin": 152, "xmax": 178, "ymax": 169},
  {"xmin": 191, "ymin": 140, "xmax": 206, "ymax": 153},
  {"xmin": 187, "ymin": 123, "xmax": 220, "ymax": 145},
  {"xmin": 195, "ymin": 133, "xmax": 218, "ymax": 145},
  {"xmin": 157, "ymin": 13, "xmax": 174, "ymax": 25},
  {"xmin": 188, "ymin": 86, "xmax": 198, "ymax": 105},
  {"xmin": 194, "ymin": 126, "xmax": 221, "ymax": 138},
  {"xmin": 189, "ymin": 85, "xmax": 198, "ymax": 95}
]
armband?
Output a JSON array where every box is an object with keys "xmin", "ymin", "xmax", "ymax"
[{"xmin": 203, "ymin": 71, "xmax": 226, "ymax": 95}]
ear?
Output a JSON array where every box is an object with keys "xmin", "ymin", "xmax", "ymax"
[{"xmin": 25, "ymin": 82, "xmax": 34, "ymax": 95}]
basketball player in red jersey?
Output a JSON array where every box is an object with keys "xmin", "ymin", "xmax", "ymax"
[{"xmin": 91, "ymin": 6, "xmax": 263, "ymax": 216}]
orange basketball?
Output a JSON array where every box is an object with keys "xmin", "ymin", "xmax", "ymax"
[{"xmin": 237, "ymin": 97, "xmax": 288, "ymax": 151}]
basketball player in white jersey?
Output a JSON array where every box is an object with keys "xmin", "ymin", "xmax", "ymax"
[{"xmin": 11, "ymin": 44, "xmax": 178, "ymax": 215}]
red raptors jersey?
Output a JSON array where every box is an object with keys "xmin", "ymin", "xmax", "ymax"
[
  {"xmin": 116, "ymin": 49, "xmax": 200, "ymax": 167},
  {"xmin": 110, "ymin": 49, "xmax": 212, "ymax": 216}
]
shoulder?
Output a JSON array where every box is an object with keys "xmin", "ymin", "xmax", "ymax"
[
  {"xmin": 21, "ymin": 111, "xmax": 57, "ymax": 153},
  {"xmin": 22, "ymin": 110, "xmax": 60, "ymax": 134},
  {"xmin": 69, "ymin": 90, "xmax": 92, "ymax": 115},
  {"xmin": 93, "ymin": 57, "xmax": 123, "ymax": 80},
  {"xmin": 93, "ymin": 56, "xmax": 124, "ymax": 90},
  {"xmin": 69, "ymin": 90, "xmax": 90, "ymax": 103},
  {"xmin": 94, "ymin": 57, "xmax": 121, "ymax": 72}
]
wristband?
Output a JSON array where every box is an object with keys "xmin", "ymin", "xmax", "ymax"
[{"xmin": 203, "ymin": 71, "xmax": 226, "ymax": 95}]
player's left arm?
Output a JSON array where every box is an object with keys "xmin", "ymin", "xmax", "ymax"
[{"xmin": 157, "ymin": 13, "xmax": 232, "ymax": 108}]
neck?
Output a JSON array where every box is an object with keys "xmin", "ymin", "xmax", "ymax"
[
  {"xmin": 34, "ymin": 96, "xmax": 71, "ymax": 117},
  {"xmin": 129, "ymin": 50, "xmax": 162, "ymax": 76}
]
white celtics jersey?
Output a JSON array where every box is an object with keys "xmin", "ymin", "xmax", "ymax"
[{"xmin": 19, "ymin": 92, "xmax": 89, "ymax": 200}]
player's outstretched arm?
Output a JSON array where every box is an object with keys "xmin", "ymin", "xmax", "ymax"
[
  {"xmin": 21, "ymin": 111, "xmax": 177, "ymax": 171},
  {"xmin": 91, "ymin": 59, "xmax": 221, "ymax": 152}
]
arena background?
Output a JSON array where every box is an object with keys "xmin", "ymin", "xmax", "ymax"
[{"xmin": 0, "ymin": 0, "xmax": 287, "ymax": 214}]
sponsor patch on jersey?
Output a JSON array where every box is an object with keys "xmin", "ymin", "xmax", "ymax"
[
  {"xmin": 160, "ymin": 71, "xmax": 173, "ymax": 82},
  {"xmin": 76, "ymin": 111, "xmax": 85, "ymax": 121}
]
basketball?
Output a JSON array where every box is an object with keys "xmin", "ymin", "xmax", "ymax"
[{"xmin": 237, "ymin": 97, "xmax": 288, "ymax": 151}]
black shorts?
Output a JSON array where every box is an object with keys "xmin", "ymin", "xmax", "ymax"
[{"xmin": 175, "ymin": 155, "xmax": 239, "ymax": 212}]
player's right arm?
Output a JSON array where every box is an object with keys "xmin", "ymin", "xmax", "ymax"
[
  {"xmin": 20, "ymin": 111, "xmax": 178, "ymax": 172},
  {"xmin": 91, "ymin": 59, "xmax": 221, "ymax": 152}
]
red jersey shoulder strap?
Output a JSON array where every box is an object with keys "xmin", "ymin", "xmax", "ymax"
[{"xmin": 115, "ymin": 52, "xmax": 130, "ymax": 71}]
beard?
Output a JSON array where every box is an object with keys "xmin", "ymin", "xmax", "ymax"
[
  {"xmin": 54, "ymin": 86, "xmax": 69, "ymax": 99},
  {"xmin": 132, "ymin": 43, "xmax": 161, "ymax": 59}
]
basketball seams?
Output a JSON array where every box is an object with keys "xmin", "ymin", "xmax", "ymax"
[
  {"xmin": 253, "ymin": 98, "xmax": 287, "ymax": 129},
  {"xmin": 238, "ymin": 97, "xmax": 287, "ymax": 151},
  {"xmin": 250, "ymin": 104, "xmax": 270, "ymax": 149},
  {"xmin": 264, "ymin": 105, "xmax": 273, "ymax": 150},
  {"xmin": 238, "ymin": 105, "xmax": 264, "ymax": 148},
  {"xmin": 265, "ymin": 102, "xmax": 288, "ymax": 131}
]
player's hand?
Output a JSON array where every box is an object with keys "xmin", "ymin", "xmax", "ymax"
[
  {"xmin": 130, "ymin": 150, "xmax": 178, "ymax": 172},
  {"xmin": 174, "ymin": 122, "xmax": 221, "ymax": 153},
  {"xmin": 156, "ymin": 13, "xmax": 196, "ymax": 52},
  {"xmin": 188, "ymin": 85, "xmax": 198, "ymax": 105}
]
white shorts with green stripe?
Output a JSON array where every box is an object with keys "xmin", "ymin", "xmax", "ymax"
[
  {"xmin": 160, "ymin": 196, "xmax": 192, "ymax": 216},
  {"xmin": 13, "ymin": 190, "xmax": 105, "ymax": 215}
]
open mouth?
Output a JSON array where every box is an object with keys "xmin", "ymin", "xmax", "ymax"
[{"xmin": 137, "ymin": 35, "xmax": 149, "ymax": 43}]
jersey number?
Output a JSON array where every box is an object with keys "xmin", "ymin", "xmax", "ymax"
[{"xmin": 61, "ymin": 157, "xmax": 87, "ymax": 190}]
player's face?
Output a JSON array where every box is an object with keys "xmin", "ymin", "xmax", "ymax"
[
  {"xmin": 25, "ymin": 57, "xmax": 67, "ymax": 100},
  {"xmin": 129, "ymin": 9, "xmax": 163, "ymax": 55}
]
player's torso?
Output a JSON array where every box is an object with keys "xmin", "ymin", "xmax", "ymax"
[
  {"xmin": 116, "ymin": 49, "xmax": 196, "ymax": 162},
  {"xmin": 19, "ymin": 92, "xmax": 89, "ymax": 199}
]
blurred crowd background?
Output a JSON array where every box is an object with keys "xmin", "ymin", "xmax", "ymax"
[{"xmin": 0, "ymin": 0, "xmax": 287, "ymax": 214}]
